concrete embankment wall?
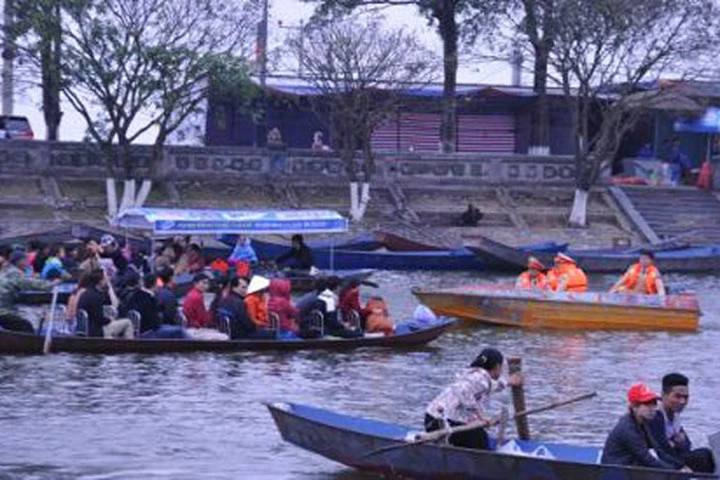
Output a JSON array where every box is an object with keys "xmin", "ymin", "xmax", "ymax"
[{"xmin": 0, "ymin": 141, "xmax": 640, "ymax": 248}]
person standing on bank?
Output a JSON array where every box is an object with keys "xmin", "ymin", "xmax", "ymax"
[
  {"xmin": 425, "ymin": 348, "xmax": 522, "ymax": 450},
  {"xmin": 647, "ymin": 373, "xmax": 715, "ymax": 473}
]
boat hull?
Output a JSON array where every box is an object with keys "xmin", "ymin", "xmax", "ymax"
[
  {"xmin": 569, "ymin": 246, "xmax": 720, "ymax": 273},
  {"xmin": 466, "ymin": 237, "xmax": 567, "ymax": 271},
  {"xmin": 267, "ymin": 403, "xmax": 713, "ymax": 480},
  {"xmin": 0, "ymin": 319, "xmax": 454, "ymax": 355},
  {"xmin": 412, "ymin": 286, "xmax": 699, "ymax": 331}
]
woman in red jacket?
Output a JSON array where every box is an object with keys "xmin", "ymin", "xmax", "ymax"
[{"xmin": 267, "ymin": 279, "xmax": 298, "ymax": 334}]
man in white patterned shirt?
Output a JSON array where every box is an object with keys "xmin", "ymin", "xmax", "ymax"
[{"xmin": 425, "ymin": 348, "xmax": 522, "ymax": 449}]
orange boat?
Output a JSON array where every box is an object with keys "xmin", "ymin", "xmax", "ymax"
[{"xmin": 412, "ymin": 285, "xmax": 700, "ymax": 331}]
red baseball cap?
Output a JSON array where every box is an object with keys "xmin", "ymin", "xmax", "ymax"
[{"xmin": 627, "ymin": 383, "xmax": 659, "ymax": 404}]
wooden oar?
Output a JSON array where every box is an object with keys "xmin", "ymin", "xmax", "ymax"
[
  {"xmin": 362, "ymin": 391, "xmax": 597, "ymax": 458},
  {"xmin": 42, "ymin": 285, "xmax": 60, "ymax": 355}
]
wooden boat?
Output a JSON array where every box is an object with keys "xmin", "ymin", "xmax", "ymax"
[
  {"xmin": 374, "ymin": 229, "xmax": 462, "ymax": 251},
  {"xmin": 305, "ymin": 248, "xmax": 487, "ymax": 271},
  {"xmin": 412, "ymin": 285, "xmax": 700, "ymax": 331},
  {"xmin": 465, "ymin": 236, "xmax": 568, "ymax": 271},
  {"xmin": 267, "ymin": 402, "xmax": 717, "ymax": 480},
  {"xmin": 221, "ymin": 232, "xmax": 382, "ymax": 259},
  {"xmin": 0, "ymin": 223, "xmax": 150, "ymax": 250},
  {"xmin": 569, "ymin": 244, "xmax": 720, "ymax": 273},
  {"xmin": 0, "ymin": 318, "xmax": 454, "ymax": 355},
  {"xmin": 15, "ymin": 270, "xmax": 375, "ymax": 306}
]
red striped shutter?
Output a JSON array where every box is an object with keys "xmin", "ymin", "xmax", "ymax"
[
  {"xmin": 458, "ymin": 114, "xmax": 516, "ymax": 153},
  {"xmin": 399, "ymin": 113, "xmax": 441, "ymax": 152},
  {"xmin": 371, "ymin": 116, "xmax": 398, "ymax": 152}
]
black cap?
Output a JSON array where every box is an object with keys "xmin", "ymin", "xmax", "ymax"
[{"xmin": 470, "ymin": 348, "xmax": 504, "ymax": 370}]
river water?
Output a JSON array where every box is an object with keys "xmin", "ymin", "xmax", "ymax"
[{"xmin": 1, "ymin": 270, "xmax": 719, "ymax": 480}]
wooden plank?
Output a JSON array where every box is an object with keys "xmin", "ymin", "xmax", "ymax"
[
  {"xmin": 608, "ymin": 186, "xmax": 661, "ymax": 244},
  {"xmin": 508, "ymin": 357, "xmax": 530, "ymax": 440}
]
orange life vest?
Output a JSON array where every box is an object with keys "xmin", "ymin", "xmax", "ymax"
[
  {"xmin": 620, "ymin": 263, "xmax": 660, "ymax": 294},
  {"xmin": 517, "ymin": 271, "xmax": 547, "ymax": 289},
  {"xmin": 547, "ymin": 265, "xmax": 587, "ymax": 292}
]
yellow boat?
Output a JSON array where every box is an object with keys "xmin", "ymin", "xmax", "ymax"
[{"xmin": 412, "ymin": 285, "xmax": 700, "ymax": 331}]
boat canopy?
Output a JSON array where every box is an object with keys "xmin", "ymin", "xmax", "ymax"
[{"xmin": 114, "ymin": 207, "xmax": 349, "ymax": 235}]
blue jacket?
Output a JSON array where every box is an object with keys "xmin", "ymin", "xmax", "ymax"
[{"xmin": 601, "ymin": 413, "xmax": 677, "ymax": 470}]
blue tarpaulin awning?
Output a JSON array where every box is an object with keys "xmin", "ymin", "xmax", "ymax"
[
  {"xmin": 114, "ymin": 208, "xmax": 349, "ymax": 235},
  {"xmin": 674, "ymin": 108, "xmax": 720, "ymax": 133}
]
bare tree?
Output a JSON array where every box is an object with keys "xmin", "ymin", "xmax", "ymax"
[
  {"xmin": 290, "ymin": 16, "xmax": 436, "ymax": 221},
  {"xmin": 309, "ymin": 0, "xmax": 493, "ymax": 153},
  {"xmin": 548, "ymin": 0, "xmax": 715, "ymax": 226},
  {"xmin": 59, "ymin": 0, "xmax": 259, "ymax": 218}
]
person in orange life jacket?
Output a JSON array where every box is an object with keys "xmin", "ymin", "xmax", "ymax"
[
  {"xmin": 515, "ymin": 256, "xmax": 547, "ymax": 289},
  {"xmin": 365, "ymin": 296, "xmax": 394, "ymax": 336},
  {"xmin": 546, "ymin": 253, "xmax": 588, "ymax": 292},
  {"xmin": 610, "ymin": 250, "xmax": 666, "ymax": 296},
  {"xmin": 182, "ymin": 273, "xmax": 212, "ymax": 328},
  {"xmin": 245, "ymin": 275, "xmax": 271, "ymax": 329}
]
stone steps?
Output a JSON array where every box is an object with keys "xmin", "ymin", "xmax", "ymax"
[{"xmin": 619, "ymin": 186, "xmax": 720, "ymax": 244}]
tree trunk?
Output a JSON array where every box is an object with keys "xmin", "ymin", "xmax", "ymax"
[
  {"xmin": 356, "ymin": 182, "xmax": 371, "ymax": 220},
  {"xmin": 2, "ymin": 0, "xmax": 15, "ymax": 116},
  {"xmin": 438, "ymin": 2, "xmax": 458, "ymax": 154},
  {"xmin": 568, "ymin": 188, "xmax": 589, "ymax": 227},
  {"xmin": 529, "ymin": 47, "xmax": 550, "ymax": 155},
  {"xmin": 106, "ymin": 178, "xmax": 118, "ymax": 218},
  {"xmin": 41, "ymin": 29, "xmax": 62, "ymax": 141},
  {"xmin": 349, "ymin": 182, "xmax": 360, "ymax": 221}
]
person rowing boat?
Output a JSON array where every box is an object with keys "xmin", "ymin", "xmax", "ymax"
[
  {"xmin": 610, "ymin": 250, "xmax": 666, "ymax": 296},
  {"xmin": 546, "ymin": 253, "xmax": 588, "ymax": 293},
  {"xmin": 424, "ymin": 348, "xmax": 522, "ymax": 450}
]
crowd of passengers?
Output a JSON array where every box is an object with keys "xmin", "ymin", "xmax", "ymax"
[{"xmin": 0, "ymin": 233, "xmax": 395, "ymax": 340}]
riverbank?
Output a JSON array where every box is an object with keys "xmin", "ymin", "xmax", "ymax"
[{"xmin": 0, "ymin": 175, "xmax": 640, "ymax": 249}]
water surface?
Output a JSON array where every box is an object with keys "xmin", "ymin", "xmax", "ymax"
[{"xmin": 1, "ymin": 271, "xmax": 718, "ymax": 479}]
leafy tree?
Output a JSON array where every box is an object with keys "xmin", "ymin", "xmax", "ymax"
[
  {"xmin": 289, "ymin": 16, "xmax": 436, "ymax": 220},
  {"xmin": 58, "ymin": 0, "xmax": 259, "ymax": 215}
]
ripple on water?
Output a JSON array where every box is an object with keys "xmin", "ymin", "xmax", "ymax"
[{"xmin": 2, "ymin": 270, "xmax": 720, "ymax": 479}]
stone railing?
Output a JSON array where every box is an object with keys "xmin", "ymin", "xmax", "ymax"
[{"xmin": 0, "ymin": 141, "xmax": 577, "ymax": 186}]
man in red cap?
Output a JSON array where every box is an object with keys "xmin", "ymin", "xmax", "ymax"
[
  {"xmin": 515, "ymin": 256, "xmax": 547, "ymax": 289},
  {"xmin": 546, "ymin": 253, "xmax": 588, "ymax": 293},
  {"xmin": 601, "ymin": 383, "xmax": 687, "ymax": 470}
]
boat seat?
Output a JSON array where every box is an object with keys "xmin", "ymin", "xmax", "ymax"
[
  {"xmin": 343, "ymin": 309, "xmax": 363, "ymax": 332},
  {"xmin": 74, "ymin": 309, "xmax": 89, "ymax": 336},
  {"xmin": 103, "ymin": 305, "xmax": 118, "ymax": 321},
  {"xmin": 217, "ymin": 314, "xmax": 232, "ymax": 337},
  {"xmin": 176, "ymin": 310, "xmax": 188, "ymax": 327},
  {"xmin": 307, "ymin": 310, "xmax": 324, "ymax": 337},
  {"xmin": 268, "ymin": 312, "xmax": 280, "ymax": 338},
  {"xmin": 127, "ymin": 310, "xmax": 142, "ymax": 337}
]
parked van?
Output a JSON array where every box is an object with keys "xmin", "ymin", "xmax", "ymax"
[{"xmin": 0, "ymin": 115, "xmax": 34, "ymax": 140}]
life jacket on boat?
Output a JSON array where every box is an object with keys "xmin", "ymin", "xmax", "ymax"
[
  {"xmin": 365, "ymin": 297, "xmax": 394, "ymax": 336},
  {"xmin": 517, "ymin": 271, "xmax": 547, "ymax": 289},
  {"xmin": 619, "ymin": 263, "xmax": 660, "ymax": 294},
  {"xmin": 547, "ymin": 265, "xmax": 587, "ymax": 293}
]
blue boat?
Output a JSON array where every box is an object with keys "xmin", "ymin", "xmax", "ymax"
[
  {"xmin": 220, "ymin": 232, "xmax": 381, "ymax": 258},
  {"xmin": 292, "ymin": 247, "xmax": 487, "ymax": 271},
  {"xmin": 267, "ymin": 402, "xmax": 719, "ymax": 480},
  {"xmin": 568, "ymin": 244, "xmax": 720, "ymax": 273}
]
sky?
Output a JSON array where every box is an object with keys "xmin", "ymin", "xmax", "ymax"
[{"xmin": 10, "ymin": 0, "xmax": 514, "ymax": 143}]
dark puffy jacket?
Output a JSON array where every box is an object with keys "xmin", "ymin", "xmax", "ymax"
[{"xmin": 601, "ymin": 413, "xmax": 677, "ymax": 470}]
